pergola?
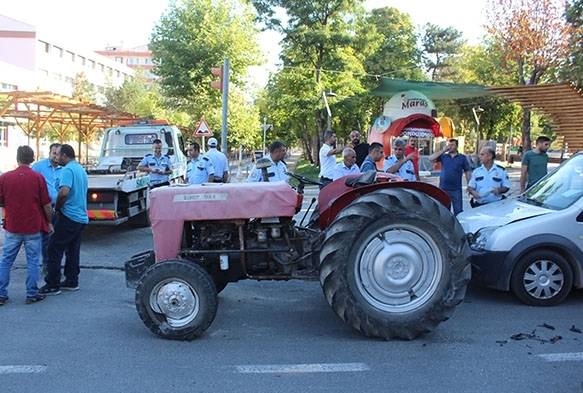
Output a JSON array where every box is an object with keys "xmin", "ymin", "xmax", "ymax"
[
  {"xmin": 0, "ymin": 91, "xmax": 140, "ymax": 162},
  {"xmin": 486, "ymin": 82, "xmax": 583, "ymax": 152}
]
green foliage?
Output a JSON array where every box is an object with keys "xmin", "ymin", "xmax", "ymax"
[
  {"xmin": 421, "ymin": 23, "xmax": 465, "ymax": 81},
  {"xmin": 562, "ymin": 0, "xmax": 583, "ymax": 87},
  {"xmin": 72, "ymin": 72, "xmax": 95, "ymax": 103},
  {"xmin": 148, "ymin": 0, "xmax": 262, "ymax": 150},
  {"xmin": 293, "ymin": 158, "xmax": 320, "ymax": 179}
]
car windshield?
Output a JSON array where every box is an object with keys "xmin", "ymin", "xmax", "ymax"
[{"xmin": 520, "ymin": 152, "xmax": 583, "ymax": 210}]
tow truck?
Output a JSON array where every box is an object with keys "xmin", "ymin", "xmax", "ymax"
[{"xmin": 86, "ymin": 120, "xmax": 188, "ymax": 226}]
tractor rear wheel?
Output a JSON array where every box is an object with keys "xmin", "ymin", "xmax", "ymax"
[
  {"xmin": 319, "ymin": 188, "xmax": 470, "ymax": 340},
  {"xmin": 135, "ymin": 259, "xmax": 218, "ymax": 340}
]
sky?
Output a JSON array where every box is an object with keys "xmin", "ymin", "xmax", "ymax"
[{"xmin": 2, "ymin": 0, "xmax": 488, "ymax": 81}]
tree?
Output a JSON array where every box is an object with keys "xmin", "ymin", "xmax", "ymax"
[
  {"xmin": 562, "ymin": 0, "xmax": 583, "ymax": 87},
  {"xmin": 485, "ymin": 0, "xmax": 571, "ymax": 151},
  {"xmin": 421, "ymin": 23, "xmax": 465, "ymax": 82},
  {"xmin": 104, "ymin": 68, "xmax": 149, "ymax": 115},
  {"xmin": 149, "ymin": 0, "xmax": 262, "ymax": 150},
  {"xmin": 72, "ymin": 72, "xmax": 94, "ymax": 103},
  {"xmin": 360, "ymin": 7, "xmax": 424, "ymax": 82},
  {"xmin": 252, "ymin": 1, "xmax": 380, "ymax": 163}
]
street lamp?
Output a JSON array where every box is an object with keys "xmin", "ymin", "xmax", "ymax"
[{"xmin": 322, "ymin": 90, "xmax": 337, "ymax": 131}]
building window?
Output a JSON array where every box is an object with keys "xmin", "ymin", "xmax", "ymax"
[
  {"xmin": 40, "ymin": 41, "xmax": 50, "ymax": 53},
  {"xmin": 78, "ymin": 55, "xmax": 86, "ymax": 65},
  {"xmin": 116, "ymin": 70, "xmax": 120, "ymax": 78},
  {"xmin": 89, "ymin": 60, "xmax": 96, "ymax": 69},
  {"xmin": 1, "ymin": 83, "xmax": 18, "ymax": 91},
  {"xmin": 115, "ymin": 57, "xmax": 123, "ymax": 64},
  {"xmin": 67, "ymin": 51, "xmax": 75, "ymax": 61},
  {"xmin": 53, "ymin": 46, "xmax": 63, "ymax": 57},
  {"xmin": 99, "ymin": 63, "xmax": 104, "ymax": 71}
]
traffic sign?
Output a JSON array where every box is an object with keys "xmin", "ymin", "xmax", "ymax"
[{"xmin": 193, "ymin": 118, "xmax": 213, "ymax": 137}]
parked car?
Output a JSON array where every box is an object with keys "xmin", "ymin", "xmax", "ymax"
[
  {"xmin": 506, "ymin": 145, "xmax": 522, "ymax": 163},
  {"xmin": 457, "ymin": 152, "xmax": 583, "ymax": 306},
  {"xmin": 547, "ymin": 149, "xmax": 571, "ymax": 163}
]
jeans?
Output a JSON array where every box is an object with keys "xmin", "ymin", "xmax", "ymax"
[
  {"xmin": 44, "ymin": 214, "xmax": 86, "ymax": 288},
  {"xmin": 0, "ymin": 231, "xmax": 42, "ymax": 298},
  {"xmin": 40, "ymin": 214, "xmax": 58, "ymax": 270},
  {"xmin": 444, "ymin": 189, "xmax": 463, "ymax": 216}
]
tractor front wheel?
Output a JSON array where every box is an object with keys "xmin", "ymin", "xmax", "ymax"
[
  {"xmin": 135, "ymin": 259, "xmax": 218, "ymax": 340},
  {"xmin": 319, "ymin": 188, "xmax": 470, "ymax": 340}
]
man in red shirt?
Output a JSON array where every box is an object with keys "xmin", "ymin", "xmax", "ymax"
[
  {"xmin": 0, "ymin": 146, "xmax": 53, "ymax": 305},
  {"xmin": 404, "ymin": 136, "xmax": 420, "ymax": 181}
]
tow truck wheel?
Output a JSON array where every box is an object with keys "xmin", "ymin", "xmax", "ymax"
[
  {"xmin": 319, "ymin": 188, "xmax": 471, "ymax": 340},
  {"xmin": 135, "ymin": 259, "xmax": 218, "ymax": 340}
]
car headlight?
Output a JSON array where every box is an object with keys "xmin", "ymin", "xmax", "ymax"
[{"xmin": 471, "ymin": 226, "xmax": 500, "ymax": 251}]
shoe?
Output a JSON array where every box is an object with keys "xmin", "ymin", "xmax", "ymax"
[
  {"xmin": 25, "ymin": 294, "xmax": 46, "ymax": 304},
  {"xmin": 60, "ymin": 281, "xmax": 79, "ymax": 291},
  {"xmin": 0, "ymin": 297, "xmax": 8, "ymax": 306},
  {"xmin": 38, "ymin": 285, "xmax": 61, "ymax": 296}
]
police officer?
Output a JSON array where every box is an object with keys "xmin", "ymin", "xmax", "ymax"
[
  {"xmin": 186, "ymin": 142, "xmax": 214, "ymax": 184},
  {"xmin": 383, "ymin": 138, "xmax": 416, "ymax": 181},
  {"xmin": 247, "ymin": 141, "xmax": 289, "ymax": 182},
  {"xmin": 137, "ymin": 139, "xmax": 173, "ymax": 188},
  {"xmin": 467, "ymin": 146, "xmax": 510, "ymax": 207}
]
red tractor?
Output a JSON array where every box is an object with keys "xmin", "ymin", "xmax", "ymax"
[{"xmin": 125, "ymin": 167, "xmax": 470, "ymax": 341}]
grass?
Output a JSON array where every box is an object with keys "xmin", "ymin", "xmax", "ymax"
[{"xmin": 294, "ymin": 158, "xmax": 320, "ymax": 179}]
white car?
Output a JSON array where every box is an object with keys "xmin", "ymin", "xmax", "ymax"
[{"xmin": 458, "ymin": 152, "xmax": 583, "ymax": 306}]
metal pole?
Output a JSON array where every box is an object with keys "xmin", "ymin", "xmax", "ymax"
[
  {"xmin": 221, "ymin": 58, "xmax": 229, "ymax": 153},
  {"xmin": 263, "ymin": 117, "xmax": 267, "ymax": 156},
  {"xmin": 322, "ymin": 92, "xmax": 332, "ymax": 132}
]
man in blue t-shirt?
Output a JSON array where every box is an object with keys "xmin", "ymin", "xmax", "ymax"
[
  {"xmin": 429, "ymin": 139, "xmax": 471, "ymax": 216},
  {"xmin": 40, "ymin": 144, "xmax": 88, "ymax": 295},
  {"xmin": 32, "ymin": 143, "xmax": 62, "ymax": 272}
]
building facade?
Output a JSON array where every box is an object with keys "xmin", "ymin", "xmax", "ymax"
[{"xmin": 0, "ymin": 14, "xmax": 136, "ymax": 171}]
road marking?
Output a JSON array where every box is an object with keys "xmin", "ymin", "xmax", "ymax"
[
  {"xmin": 537, "ymin": 352, "xmax": 583, "ymax": 362},
  {"xmin": 0, "ymin": 365, "xmax": 47, "ymax": 374},
  {"xmin": 235, "ymin": 362, "xmax": 370, "ymax": 374}
]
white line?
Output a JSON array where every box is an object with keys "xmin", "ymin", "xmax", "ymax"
[
  {"xmin": 235, "ymin": 362, "xmax": 370, "ymax": 374},
  {"xmin": 537, "ymin": 352, "xmax": 583, "ymax": 362},
  {"xmin": 0, "ymin": 365, "xmax": 47, "ymax": 374}
]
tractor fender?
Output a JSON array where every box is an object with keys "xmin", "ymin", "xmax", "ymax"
[{"xmin": 318, "ymin": 176, "xmax": 451, "ymax": 230}]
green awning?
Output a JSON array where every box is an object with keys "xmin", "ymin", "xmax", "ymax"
[{"xmin": 370, "ymin": 78, "xmax": 492, "ymax": 100}]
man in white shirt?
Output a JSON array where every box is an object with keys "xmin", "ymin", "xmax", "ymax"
[
  {"xmin": 247, "ymin": 141, "xmax": 289, "ymax": 182},
  {"xmin": 318, "ymin": 131, "xmax": 343, "ymax": 189},
  {"xmin": 205, "ymin": 137, "xmax": 229, "ymax": 183},
  {"xmin": 332, "ymin": 148, "xmax": 359, "ymax": 180},
  {"xmin": 383, "ymin": 138, "xmax": 416, "ymax": 181}
]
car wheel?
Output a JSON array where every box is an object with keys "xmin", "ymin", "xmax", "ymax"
[{"xmin": 510, "ymin": 250, "xmax": 573, "ymax": 306}]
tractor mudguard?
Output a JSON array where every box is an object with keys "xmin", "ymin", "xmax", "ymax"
[{"xmin": 317, "ymin": 176, "xmax": 451, "ymax": 230}]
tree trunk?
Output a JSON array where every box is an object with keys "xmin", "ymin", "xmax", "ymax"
[{"xmin": 521, "ymin": 106, "xmax": 531, "ymax": 152}]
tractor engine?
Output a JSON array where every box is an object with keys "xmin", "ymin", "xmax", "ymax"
[{"xmin": 180, "ymin": 217, "xmax": 318, "ymax": 281}]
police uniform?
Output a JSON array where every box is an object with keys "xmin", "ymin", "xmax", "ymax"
[
  {"xmin": 186, "ymin": 155, "xmax": 214, "ymax": 185},
  {"xmin": 468, "ymin": 163, "xmax": 510, "ymax": 205},
  {"xmin": 383, "ymin": 155, "xmax": 416, "ymax": 181},
  {"xmin": 247, "ymin": 156, "xmax": 289, "ymax": 182},
  {"xmin": 139, "ymin": 153, "xmax": 173, "ymax": 186}
]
